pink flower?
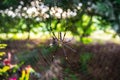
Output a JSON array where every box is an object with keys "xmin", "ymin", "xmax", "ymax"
[{"xmin": 9, "ymin": 77, "xmax": 17, "ymax": 80}]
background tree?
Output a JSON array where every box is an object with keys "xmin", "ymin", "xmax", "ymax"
[{"xmin": 0, "ymin": 0, "xmax": 120, "ymax": 40}]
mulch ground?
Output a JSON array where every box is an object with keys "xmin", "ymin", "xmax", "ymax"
[{"xmin": 1, "ymin": 39, "xmax": 120, "ymax": 80}]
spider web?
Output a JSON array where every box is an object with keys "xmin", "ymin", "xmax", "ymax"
[{"xmin": 46, "ymin": 14, "xmax": 76, "ymax": 61}]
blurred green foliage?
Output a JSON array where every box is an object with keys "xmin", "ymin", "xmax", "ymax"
[
  {"xmin": 0, "ymin": 0, "xmax": 120, "ymax": 41},
  {"xmin": 16, "ymin": 49, "xmax": 39, "ymax": 66},
  {"xmin": 0, "ymin": 44, "xmax": 7, "ymax": 49},
  {"xmin": 64, "ymin": 68, "xmax": 78, "ymax": 80},
  {"xmin": 79, "ymin": 52, "xmax": 93, "ymax": 74},
  {"xmin": 40, "ymin": 44, "xmax": 59, "ymax": 56}
]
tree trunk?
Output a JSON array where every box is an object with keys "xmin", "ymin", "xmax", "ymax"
[{"xmin": 27, "ymin": 31, "xmax": 30, "ymax": 40}]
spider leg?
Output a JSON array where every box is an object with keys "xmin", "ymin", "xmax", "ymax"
[{"xmin": 62, "ymin": 42, "xmax": 76, "ymax": 53}]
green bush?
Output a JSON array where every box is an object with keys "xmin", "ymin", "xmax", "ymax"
[
  {"xmin": 64, "ymin": 68, "xmax": 78, "ymax": 80},
  {"xmin": 79, "ymin": 52, "xmax": 93, "ymax": 74},
  {"xmin": 17, "ymin": 49, "xmax": 39, "ymax": 66}
]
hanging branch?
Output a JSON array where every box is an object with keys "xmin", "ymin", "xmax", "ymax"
[
  {"xmin": 48, "ymin": 9, "xmax": 58, "ymax": 41},
  {"xmin": 62, "ymin": 19, "xmax": 67, "ymax": 41},
  {"xmin": 62, "ymin": 9, "xmax": 68, "ymax": 41}
]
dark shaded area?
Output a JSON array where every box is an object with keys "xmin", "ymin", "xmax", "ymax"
[{"xmin": 1, "ymin": 40, "xmax": 120, "ymax": 80}]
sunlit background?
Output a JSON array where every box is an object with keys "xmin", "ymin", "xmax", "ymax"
[{"xmin": 0, "ymin": 0, "xmax": 120, "ymax": 44}]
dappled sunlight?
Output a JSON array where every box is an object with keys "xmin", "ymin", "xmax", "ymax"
[
  {"xmin": 0, "ymin": 0, "xmax": 120, "ymax": 80},
  {"xmin": 90, "ymin": 29, "xmax": 120, "ymax": 43}
]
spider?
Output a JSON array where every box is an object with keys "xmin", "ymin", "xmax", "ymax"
[{"xmin": 49, "ymin": 32, "xmax": 76, "ymax": 61}]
